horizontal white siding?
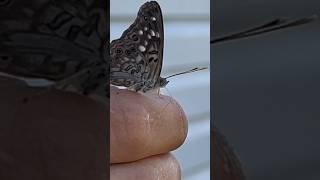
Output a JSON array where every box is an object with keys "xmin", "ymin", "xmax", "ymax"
[
  {"xmin": 111, "ymin": 1, "xmax": 210, "ymax": 179},
  {"xmin": 111, "ymin": 0, "xmax": 209, "ymax": 17}
]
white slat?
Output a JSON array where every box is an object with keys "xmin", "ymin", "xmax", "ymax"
[{"xmin": 111, "ymin": 0, "xmax": 209, "ymax": 17}]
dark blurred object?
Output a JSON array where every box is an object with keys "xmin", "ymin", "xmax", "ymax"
[
  {"xmin": 212, "ymin": 0, "xmax": 320, "ymax": 179},
  {"xmin": 212, "ymin": 0, "xmax": 320, "ymax": 36},
  {"xmin": 212, "ymin": 15, "xmax": 318, "ymax": 180},
  {"xmin": 0, "ymin": 0, "xmax": 109, "ymax": 179},
  {"xmin": 213, "ymin": 128, "xmax": 246, "ymax": 180},
  {"xmin": 211, "ymin": 15, "xmax": 318, "ymax": 44}
]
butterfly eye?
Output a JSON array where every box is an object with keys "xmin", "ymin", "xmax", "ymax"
[{"xmin": 143, "ymin": 16, "xmax": 148, "ymax": 21}]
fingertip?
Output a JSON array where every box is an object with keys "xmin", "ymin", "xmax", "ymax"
[
  {"xmin": 110, "ymin": 87, "xmax": 188, "ymax": 163},
  {"xmin": 110, "ymin": 154, "xmax": 181, "ymax": 180}
]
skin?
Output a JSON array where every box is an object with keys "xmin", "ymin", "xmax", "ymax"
[
  {"xmin": 110, "ymin": 86, "xmax": 188, "ymax": 180},
  {"xmin": 110, "ymin": 154, "xmax": 181, "ymax": 180},
  {"xmin": 0, "ymin": 77, "xmax": 108, "ymax": 180},
  {"xmin": 0, "ymin": 77, "xmax": 188, "ymax": 180}
]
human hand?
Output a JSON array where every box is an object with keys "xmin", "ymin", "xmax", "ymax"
[
  {"xmin": 110, "ymin": 86, "xmax": 188, "ymax": 180},
  {"xmin": 0, "ymin": 77, "xmax": 108, "ymax": 180},
  {"xmin": 0, "ymin": 77, "xmax": 188, "ymax": 180}
]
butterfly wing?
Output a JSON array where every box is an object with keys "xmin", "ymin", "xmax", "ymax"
[
  {"xmin": 110, "ymin": 1, "xmax": 164, "ymax": 92},
  {"xmin": 0, "ymin": 1, "xmax": 107, "ymax": 90}
]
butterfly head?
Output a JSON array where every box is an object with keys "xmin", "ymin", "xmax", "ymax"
[{"xmin": 159, "ymin": 77, "xmax": 169, "ymax": 88}]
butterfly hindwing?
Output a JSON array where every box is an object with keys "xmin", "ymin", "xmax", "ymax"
[
  {"xmin": 0, "ymin": 1, "xmax": 108, "ymax": 96},
  {"xmin": 110, "ymin": 1, "xmax": 164, "ymax": 92}
]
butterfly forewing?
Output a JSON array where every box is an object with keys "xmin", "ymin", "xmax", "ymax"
[{"xmin": 110, "ymin": 1, "xmax": 164, "ymax": 92}]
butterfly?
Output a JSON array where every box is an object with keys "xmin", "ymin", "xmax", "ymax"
[
  {"xmin": 0, "ymin": 0, "xmax": 109, "ymax": 101},
  {"xmin": 110, "ymin": 1, "xmax": 206, "ymax": 93}
]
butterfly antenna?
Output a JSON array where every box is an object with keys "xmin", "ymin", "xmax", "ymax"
[
  {"xmin": 164, "ymin": 67, "xmax": 208, "ymax": 79},
  {"xmin": 211, "ymin": 15, "xmax": 318, "ymax": 44}
]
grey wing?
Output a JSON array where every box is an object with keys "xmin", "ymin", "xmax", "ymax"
[
  {"xmin": 110, "ymin": 1, "xmax": 164, "ymax": 92},
  {"xmin": 0, "ymin": 1, "xmax": 106, "ymax": 83}
]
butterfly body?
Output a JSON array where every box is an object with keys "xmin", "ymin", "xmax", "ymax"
[{"xmin": 110, "ymin": 1, "xmax": 165, "ymax": 92}]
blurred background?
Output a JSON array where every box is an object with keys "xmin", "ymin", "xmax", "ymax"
[
  {"xmin": 213, "ymin": 0, "xmax": 320, "ymax": 179},
  {"xmin": 111, "ymin": 0, "xmax": 210, "ymax": 179}
]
